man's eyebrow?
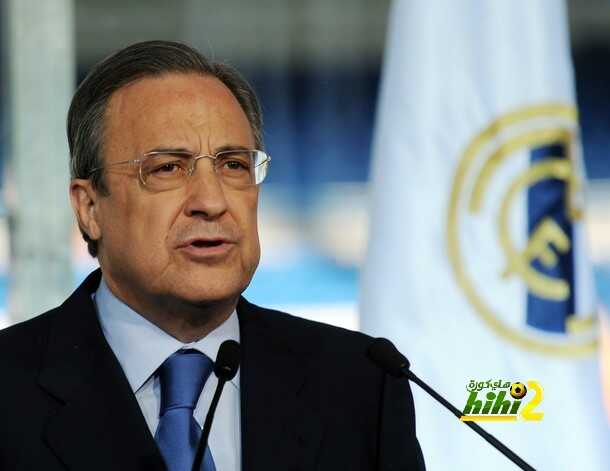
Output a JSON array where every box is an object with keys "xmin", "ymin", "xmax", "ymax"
[
  {"xmin": 214, "ymin": 144, "xmax": 251, "ymax": 153},
  {"xmin": 144, "ymin": 145, "xmax": 252, "ymax": 155},
  {"xmin": 145, "ymin": 147, "xmax": 193, "ymax": 155}
]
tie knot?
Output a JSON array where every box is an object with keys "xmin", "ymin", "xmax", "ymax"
[{"xmin": 158, "ymin": 349, "xmax": 214, "ymax": 414}]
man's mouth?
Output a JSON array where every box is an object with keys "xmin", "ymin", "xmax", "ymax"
[
  {"xmin": 190, "ymin": 239, "xmax": 225, "ymax": 248},
  {"xmin": 176, "ymin": 237, "xmax": 235, "ymax": 259}
]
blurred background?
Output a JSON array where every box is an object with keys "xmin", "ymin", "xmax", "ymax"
[
  {"xmin": 2, "ymin": 1, "xmax": 610, "ymax": 469},
  {"xmin": 1, "ymin": 0, "xmax": 609, "ymax": 329}
]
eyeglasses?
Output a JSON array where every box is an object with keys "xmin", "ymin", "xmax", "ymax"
[{"xmin": 88, "ymin": 149, "xmax": 271, "ymax": 192}]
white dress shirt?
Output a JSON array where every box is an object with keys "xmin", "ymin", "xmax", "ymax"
[{"xmin": 94, "ymin": 277, "xmax": 241, "ymax": 471}]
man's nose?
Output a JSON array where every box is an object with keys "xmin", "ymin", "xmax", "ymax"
[{"xmin": 183, "ymin": 157, "xmax": 228, "ymax": 219}]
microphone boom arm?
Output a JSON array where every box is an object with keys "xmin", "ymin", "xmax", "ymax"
[
  {"xmin": 405, "ymin": 368, "xmax": 536, "ymax": 471},
  {"xmin": 368, "ymin": 338, "xmax": 536, "ymax": 471}
]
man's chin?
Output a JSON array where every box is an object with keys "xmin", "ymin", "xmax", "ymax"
[
  {"xmin": 166, "ymin": 276, "xmax": 245, "ymax": 307},
  {"xmin": 182, "ymin": 291, "xmax": 240, "ymax": 308},
  {"xmin": 158, "ymin": 259, "xmax": 254, "ymax": 307}
]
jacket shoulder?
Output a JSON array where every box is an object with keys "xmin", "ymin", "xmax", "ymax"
[
  {"xmin": 239, "ymin": 299, "xmax": 425, "ymax": 469},
  {"xmin": 0, "ymin": 307, "xmax": 58, "ymax": 369},
  {"xmin": 240, "ymin": 298, "xmax": 375, "ymax": 354},
  {"xmin": 240, "ymin": 298, "xmax": 374, "ymax": 344}
]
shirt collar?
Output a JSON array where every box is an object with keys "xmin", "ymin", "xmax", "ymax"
[{"xmin": 94, "ymin": 276, "xmax": 240, "ymax": 393}]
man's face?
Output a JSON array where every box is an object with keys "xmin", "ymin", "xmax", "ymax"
[{"xmin": 89, "ymin": 73, "xmax": 260, "ymax": 309}]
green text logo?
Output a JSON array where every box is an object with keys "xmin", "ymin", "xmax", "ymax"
[{"xmin": 460, "ymin": 379, "xmax": 544, "ymax": 422}]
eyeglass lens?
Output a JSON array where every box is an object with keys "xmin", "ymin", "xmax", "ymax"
[{"xmin": 141, "ymin": 150, "xmax": 269, "ymax": 191}]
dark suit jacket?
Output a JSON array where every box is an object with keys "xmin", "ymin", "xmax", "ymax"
[{"xmin": 0, "ymin": 270, "xmax": 424, "ymax": 470}]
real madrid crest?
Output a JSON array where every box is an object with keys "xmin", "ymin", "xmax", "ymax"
[{"xmin": 447, "ymin": 103, "xmax": 597, "ymax": 356}]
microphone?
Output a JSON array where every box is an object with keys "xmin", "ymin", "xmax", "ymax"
[
  {"xmin": 191, "ymin": 340, "xmax": 240, "ymax": 471},
  {"xmin": 367, "ymin": 338, "xmax": 536, "ymax": 471}
]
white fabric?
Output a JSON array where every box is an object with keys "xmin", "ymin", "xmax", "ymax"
[
  {"xmin": 95, "ymin": 277, "xmax": 241, "ymax": 471},
  {"xmin": 360, "ymin": 1, "xmax": 609, "ymax": 470}
]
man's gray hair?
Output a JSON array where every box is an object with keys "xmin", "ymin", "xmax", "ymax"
[{"xmin": 67, "ymin": 40, "xmax": 264, "ymax": 257}]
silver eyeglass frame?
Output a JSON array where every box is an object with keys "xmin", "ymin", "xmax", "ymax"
[{"xmin": 87, "ymin": 149, "xmax": 271, "ymax": 191}]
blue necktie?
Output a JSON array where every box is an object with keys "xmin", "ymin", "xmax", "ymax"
[{"xmin": 155, "ymin": 349, "xmax": 216, "ymax": 471}]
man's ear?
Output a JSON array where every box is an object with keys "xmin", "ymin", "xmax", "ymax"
[{"xmin": 69, "ymin": 179, "xmax": 102, "ymax": 242}]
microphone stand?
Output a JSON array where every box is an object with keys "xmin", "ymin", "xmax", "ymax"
[
  {"xmin": 191, "ymin": 340, "xmax": 240, "ymax": 471},
  {"xmin": 368, "ymin": 338, "xmax": 536, "ymax": 471},
  {"xmin": 191, "ymin": 378, "xmax": 227, "ymax": 471},
  {"xmin": 405, "ymin": 368, "xmax": 536, "ymax": 471}
]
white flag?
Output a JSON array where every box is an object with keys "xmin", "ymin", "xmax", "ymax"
[{"xmin": 360, "ymin": 1, "xmax": 609, "ymax": 469}]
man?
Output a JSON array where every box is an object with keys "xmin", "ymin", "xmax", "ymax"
[{"xmin": 0, "ymin": 41, "xmax": 424, "ymax": 470}]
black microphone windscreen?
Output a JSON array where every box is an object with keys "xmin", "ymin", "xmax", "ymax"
[
  {"xmin": 367, "ymin": 337, "xmax": 410, "ymax": 378},
  {"xmin": 214, "ymin": 340, "xmax": 240, "ymax": 381}
]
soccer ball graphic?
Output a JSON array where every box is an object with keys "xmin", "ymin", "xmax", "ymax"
[{"xmin": 510, "ymin": 382, "xmax": 527, "ymax": 399}]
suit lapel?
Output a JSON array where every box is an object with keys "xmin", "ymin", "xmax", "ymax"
[
  {"xmin": 238, "ymin": 299, "xmax": 325, "ymax": 471},
  {"xmin": 38, "ymin": 270, "xmax": 165, "ymax": 470}
]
